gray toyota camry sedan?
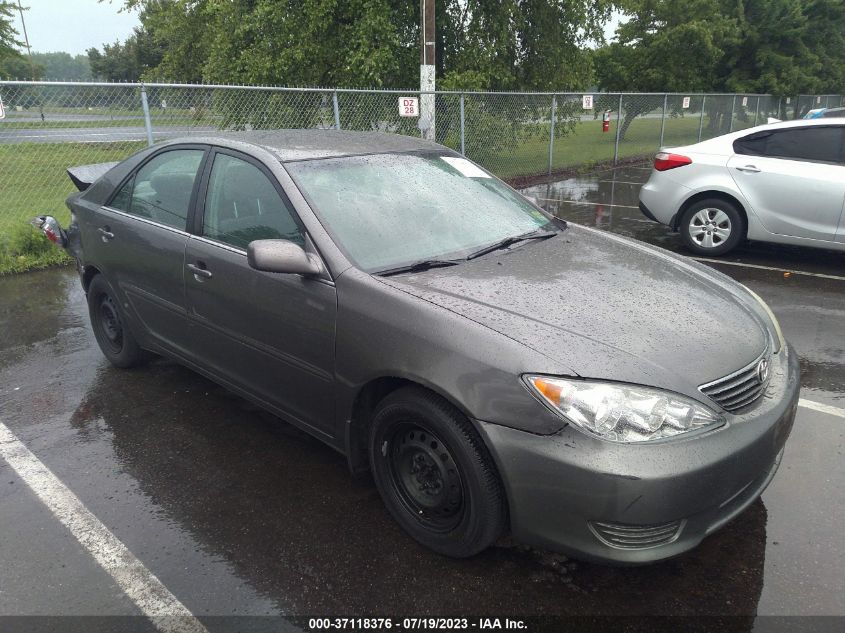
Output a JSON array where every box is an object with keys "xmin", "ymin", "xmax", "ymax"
[{"xmin": 34, "ymin": 130, "xmax": 800, "ymax": 564}]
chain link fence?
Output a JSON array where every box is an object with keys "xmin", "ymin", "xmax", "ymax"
[{"xmin": 1, "ymin": 81, "xmax": 843, "ymax": 250}]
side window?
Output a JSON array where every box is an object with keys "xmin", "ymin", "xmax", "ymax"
[
  {"xmin": 734, "ymin": 127, "xmax": 845, "ymax": 163},
  {"xmin": 121, "ymin": 149, "xmax": 204, "ymax": 230},
  {"xmin": 733, "ymin": 131, "xmax": 769, "ymax": 157},
  {"xmin": 109, "ymin": 175, "xmax": 134, "ymax": 211},
  {"xmin": 202, "ymin": 153, "xmax": 304, "ymax": 249}
]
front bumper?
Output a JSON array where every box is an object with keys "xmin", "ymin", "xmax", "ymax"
[{"xmin": 476, "ymin": 345, "xmax": 800, "ymax": 564}]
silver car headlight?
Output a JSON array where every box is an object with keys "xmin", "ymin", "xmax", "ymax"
[
  {"xmin": 525, "ymin": 376, "xmax": 724, "ymax": 443},
  {"xmin": 740, "ymin": 284, "xmax": 785, "ymax": 353}
]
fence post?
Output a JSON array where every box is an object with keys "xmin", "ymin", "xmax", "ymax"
[
  {"xmin": 697, "ymin": 95, "xmax": 706, "ymax": 142},
  {"xmin": 332, "ymin": 91, "xmax": 341, "ymax": 130},
  {"xmin": 613, "ymin": 94, "xmax": 623, "ymax": 165},
  {"xmin": 777, "ymin": 96, "xmax": 782, "ymax": 120},
  {"xmin": 460, "ymin": 93, "xmax": 465, "ymax": 156},
  {"xmin": 139, "ymin": 85, "xmax": 154, "ymax": 147},
  {"xmin": 729, "ymin": 95, "xmax": 735, "ymax": 132},
  {"xmin": 658, "ymin": 93, "xmax": 668, "ymax": 149},
  {"xmin": 753, "ymin": 96, "xmax": 760, "ymax": 126},
  {"xmin": 548, "ymin": 94, "xmax": 556, "ymax": 177}
]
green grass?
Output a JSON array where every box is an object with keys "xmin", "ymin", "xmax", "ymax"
[
  {"xmin": 0, "ymin": 140, "xmax": 145, "ymax": 275},
  {"xmin": 473, "ymin": 115, "xmax": 705, "ymax": 179}
]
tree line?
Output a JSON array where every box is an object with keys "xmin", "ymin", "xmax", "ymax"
[{"xmin": 1, "ymin": 0, "xmax": 844, "ymax": 96}]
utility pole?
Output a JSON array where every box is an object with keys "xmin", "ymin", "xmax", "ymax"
[
  {"xmin": 17, "ymin": 0, "xmax": 44, "ymax": 121},
  {"xmin": 420, "ymin": 0, "xmax": 435, "ymax": 140}
]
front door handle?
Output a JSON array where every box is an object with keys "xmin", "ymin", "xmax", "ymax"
[
  {"xmin": 734, "ymin": 165, "xmax": 761, "ymax": 173},
  {"xmin": 98, "ymin": 226, "xmax": 114, "ymax": 241},
  {"xmin": 186, "ymin": 262, "xmax": 212, "ymax": 279}
]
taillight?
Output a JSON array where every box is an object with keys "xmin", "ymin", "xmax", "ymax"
[{"xmin": 654, "ymin": 152, "xmax": 692, "ymax": 171}]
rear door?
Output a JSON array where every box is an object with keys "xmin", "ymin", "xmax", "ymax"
[
  {"xmin": 183, "ymin": 148, "xmax": 337, "ymax": 438},
  {"xmin": 727, "ymin": 125, "xmax": 845, "ymax": 242},
  {"xmin": 95, "ymin": 145, "xmax": 208, "ymax": 353}
]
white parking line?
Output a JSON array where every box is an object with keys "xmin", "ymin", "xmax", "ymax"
[
  {"xmin": 597, "ymin": 180, "xmax": 649, "ymax": 186},
  {"xmin": 0, "ymin": 421, "xmax": 208, "ymax": 633},
  {"xmin": 799, "ymin": 399, "xmax": 845, "ymax": 419},
  {"xmin": 538, "ymin": 197, "xmax": 641, "ymax": 210},
  {"xmin": 693, "ymin": 258, "xmax": 845, "ymax": 282}
]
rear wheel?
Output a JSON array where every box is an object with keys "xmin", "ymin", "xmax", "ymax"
[
  {"xmin": 87, "ymin": 275, "xmax": 145, "ymax": 368},
  {"xmin": 369, "ymin": 386, "xmax": 506, "ymax": 558},
  {"xmin": 680, "ymin": 198, "xmax": 744, "ymax": 256}
]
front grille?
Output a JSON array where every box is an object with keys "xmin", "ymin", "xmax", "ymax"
[
  {"xmin": 699, "ymin": 350, "xmax": 771, "ymax": 412},
  {"xmin": 589, "ymin": 520, "xmax": 683, "ymax": 549}
]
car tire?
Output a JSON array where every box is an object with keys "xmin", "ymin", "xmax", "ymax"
[
  {"xmin": 679, "ymin": 198, "xmax": 745, "ymax": 256},
  {"xmin": 87, "ymin": 274, "xmax": 146, "ymax": 368},
  {"xmin": 369, "ymin": 386, "xmax": 507, "ymax": 558}
]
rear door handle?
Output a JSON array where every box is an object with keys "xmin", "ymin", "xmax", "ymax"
[
  {"xmin": 98, "ymin": 226, "xmax": 114, "ymax": 241},
  {"xmin": 735, "ymin": 165, "xmax": 761, "ymax": 173},
  {"xmin": 186, "ymin": 262, "xmax": 212, "ymax": 279}
]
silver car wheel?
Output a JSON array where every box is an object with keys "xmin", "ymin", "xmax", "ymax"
[{"xmin": 689, "ymin": 208, "xmax": 732, "ymax": 249}]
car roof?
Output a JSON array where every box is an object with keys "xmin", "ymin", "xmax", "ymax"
[{"xmin": 157, "ymin": 129, "xmax": 448, "ymax": 162}]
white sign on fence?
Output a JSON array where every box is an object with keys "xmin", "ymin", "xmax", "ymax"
[
  {"xmin": 742, "ymin": 97, "xmax": 748, "ymax": 106},
  {"xmin": 399, "ymin": 97, "xmax": 419, "ymax": 117},
  {"xmin": 786, "ymin": 97, "xmax": 791, "ymax": 104},
  {"xmin": 0, "ymin": 95, "xmax": 4, "ymax": 119},
  {"xmin": 682, "ymin": 97, "xmax": 691, "ymax": 109},
  {"xmin": 817, "ymin": 96, "xmax": 822, "ymax": 104},
  {"xmin": 582, "ymin": 94, "xmax": 593, "ymax": 109}
]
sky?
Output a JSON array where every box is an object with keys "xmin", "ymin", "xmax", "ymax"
[{"xmin": 12, "ymin": 0, "xmax": 141, "ymax": 55}]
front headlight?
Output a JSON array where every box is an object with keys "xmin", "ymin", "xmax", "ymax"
[
  {"xmin": 525, "ymin": 376, "xmax": 724, "ymax": 443},
  {"xmin": 740, "ymin": 284, "xmax": 785, "ymax": 353}
]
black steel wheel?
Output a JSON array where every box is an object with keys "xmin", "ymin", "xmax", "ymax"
[
  {"xmin": 87, "ymin": 275, "xmax": 145, "ymax": 368},
  {"xmin": 369, "ymin": 386, "xmax": 506, "ymax": 557},
  {"xmin": 387, "ymin": 423, "xmax": 465, "ymax": 533}
]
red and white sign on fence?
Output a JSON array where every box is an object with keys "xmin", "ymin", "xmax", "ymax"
[{"xmin": 399, "ymin": 97, "xmax": 419, "ymax": 117}]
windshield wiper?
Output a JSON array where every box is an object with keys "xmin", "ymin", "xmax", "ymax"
[
  {"xmin": 465, "ymin": 228, "xmax": 557, "ymax": 260},
  {"xmin": 375, "ymin": 259, "xmax": 461, "ymax": 277}
]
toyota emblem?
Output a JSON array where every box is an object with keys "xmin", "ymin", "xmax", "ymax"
[{"xmin": 757, "ymin": 358, "xmax": 770, "ymax": 384}]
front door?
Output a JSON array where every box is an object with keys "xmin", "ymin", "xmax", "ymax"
[{"xmin": 183, "ymin": 149, "xmax": 337, "ymax": 438}]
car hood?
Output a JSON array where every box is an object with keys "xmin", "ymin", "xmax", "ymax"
[{"xmin": 379, "ymin": 225, "xmax": 769, "ymax": 402}]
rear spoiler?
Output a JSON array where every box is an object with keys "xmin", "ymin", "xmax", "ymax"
[{"xmin": 67, "ymin": 161, "xmax": 119, "ymax": 191}]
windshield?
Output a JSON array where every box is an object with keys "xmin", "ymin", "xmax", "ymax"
[{"xmin": 286, "ymin": 152, "xmax": 554, "ymax": 272}]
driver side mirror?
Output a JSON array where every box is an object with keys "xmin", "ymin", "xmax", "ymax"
[{"xmin": 247, "ymin": 239, "xmax": 323, "ymax": 276}]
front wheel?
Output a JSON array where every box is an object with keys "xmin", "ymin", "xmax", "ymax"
[
  {"xmin": 369, "ymin": 386, "xmax": 507, "ymax": 558},
  {"xmin": 87, "ymin": 275, "xmax": 146, "ymax": 368},
  {"xmin": 680, "ymin": 199, "xmax": 745, "ymax": 256}
]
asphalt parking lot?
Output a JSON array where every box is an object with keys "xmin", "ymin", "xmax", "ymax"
[{"xmin": 0, "ymin": 164, "xmax": 843, "ymax": 631}]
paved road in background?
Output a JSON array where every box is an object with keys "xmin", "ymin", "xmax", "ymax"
[
  {"xmin": 0, "ymin": 125, "xmax": 216, "ymax": 144},
  {"xmin": 0, "ymin": 165, "xmax": 842, "ymax": 630}
]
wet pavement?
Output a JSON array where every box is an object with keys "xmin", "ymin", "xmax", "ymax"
[{"xmin": 0, "ymin": 164, "xmax": 843, "ymax": 628}]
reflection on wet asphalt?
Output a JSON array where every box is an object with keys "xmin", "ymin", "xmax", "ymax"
[{"xmin": 0, "ymin": 164, "xmax": 842, "ymax": 622}]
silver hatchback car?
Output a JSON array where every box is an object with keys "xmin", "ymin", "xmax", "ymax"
[
  {"xmin": 35, "ymin": 130, "xmax": 799, "ymax": 564},
  {"xmin": 639, "ymin": 119, "xmax": 845, "ymax": 255}
]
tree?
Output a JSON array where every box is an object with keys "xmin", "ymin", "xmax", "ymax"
[
  {"xmin": 0, "ymin": 0, "xmax": 21, "ymax": 57},
  {"xmin": 87, "ymin": 27, "xmax": 163, "ymax": 82},
  {"xmin": 31, "ymin": 52, "xmax": 92, "ymax": 81},
  {"xmin": 595, "ymin": 0, "xmax": 845, "ymax": 135},
  {"xmin": 0, "ymin": 0, "xmax": 26, "ymax": 77},
  {"xmin": 117, "ymin": 0, "xmax": 612, "ymax": 91},
  {"xmin": 598, "ymin": 0, "xmax": 845, "ymax": 96}
]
